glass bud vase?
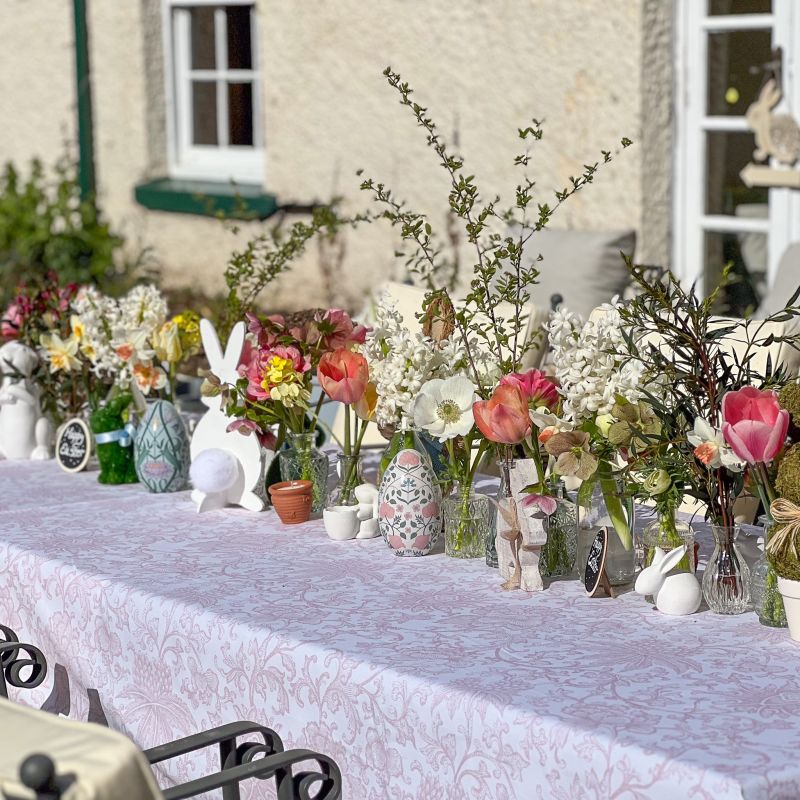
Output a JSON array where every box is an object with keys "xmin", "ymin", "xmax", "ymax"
[
  {"xmin": 539, "ymin": 481, "xmax": 578, "ymax": 579},
  {"xmin": 279, "ymin": 432, "xmax": 329, "ymax": 513},
  {"xmin": 328, "ymin": 453, "xmax": 364, "ymax": 507},
  {"xmin": 702, "ymin": 524, "xmax": 751, "ymax": 615},
  {"xmin": 444, "ymin": 485, "xmax": 490, "ymax": 559},
  {"xmin": 577, "ymin": 482, "xmax": 636, "ymax": 585},
  {"xmin": 750, "ymin": 515, "xmax": 787, "ymax": 628}
]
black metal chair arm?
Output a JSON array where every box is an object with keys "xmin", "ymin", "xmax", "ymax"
[
  {"xmin": 144, "ymin": 721, "xmax": 283, "ymax": 763},
  {"xmin": 160, "ymin": 748, "xmax": 342, "ymax": 800},
  {"xmin": 0, "ymin": 641, "xmax": 47, "ymax": 698}
]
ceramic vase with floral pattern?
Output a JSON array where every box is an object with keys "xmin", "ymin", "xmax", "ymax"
[{"xmin": 378, "ymin": 448, "xmax": 442, "ymax": 556}]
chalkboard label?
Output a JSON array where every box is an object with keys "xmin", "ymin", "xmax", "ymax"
[
  {"xmin": 56, "ymin": 418, "xmax": 92, "ymax": 473},
  {"xmin": 584, "ymin": 527, "xmax": 616, "ymax": 598}
]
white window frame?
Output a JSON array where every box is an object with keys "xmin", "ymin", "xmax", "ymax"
[
  {"xmin": 673, "ymin": 0, "xmax": 800, "ymax": 293},
  {"xmin": 162, "ymin": 0, "xmax": 264, "ymax": 184}
]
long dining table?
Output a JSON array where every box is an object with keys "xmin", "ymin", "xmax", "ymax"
[{"xmin": 1, "ymin": 458, "xmax": 799, "ymax": 799}]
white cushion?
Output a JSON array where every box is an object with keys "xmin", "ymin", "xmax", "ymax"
[{"xmin": 520, "ymin": 228, "xmax": 636, "ymax": 319}]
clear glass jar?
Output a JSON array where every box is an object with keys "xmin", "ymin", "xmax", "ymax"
[
  {"xmin": 577, "ymin": 482, "xmax": 636, "ymax": 585},
  {"xmin": 443, "ymin": 486, "xmax": 490, "ymax": 559},
  {"xmin": 278, "ymin": 431, "xmax": 329, "ymax": 513},
  {"xmin": 642, "ymin": 514, "xmax": 695, "ymax": 573},
  {"xmin": 539, "ymin": 481, "xmax": 577, "ymax": 579},
  {"xmin": 328, "ymin": 453, "xmax": 364, "ymax": 507},
  {"xmin": 702, "ymin": 524, "xmax": 751, "ymax": 615},
  {"xmin": 750, "ymin": 515, "xmax": 787, "ymax": 628}
]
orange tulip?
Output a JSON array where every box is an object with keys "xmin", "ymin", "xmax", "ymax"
[
  {"xmin": 473, "ymin": 384, "xmax": 532, "ymax": 445},
  {"xmin": 354, "ymin": 381, "xmax": 378, "ymax": 420},
  {"xmin": 317, "ymin": 348, "xmax": 369, "ymax": 405}
]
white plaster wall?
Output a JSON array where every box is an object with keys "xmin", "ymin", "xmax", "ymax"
[
  {"xmin": 0, "ymin": 1, "xmax": 76, "ymax": 171},
  {"xmin": 0, "ymin": 0, "xmax": 645, "ymax": 313}
]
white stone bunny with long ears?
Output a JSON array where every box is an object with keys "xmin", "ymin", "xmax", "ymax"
[{"xmin": 189, "ymin": 319, "xmax": 267, "ymax": 513}]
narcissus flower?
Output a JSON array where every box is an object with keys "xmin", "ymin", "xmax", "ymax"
[
  {"xmin": 688, "ymin": 417, "xmax": 743, "ymax": 471},
  {"xmin": 40, "ymin": 332, "xmax": 81, "ymax": 373},
  {"xmin": 133, "ymin": 361, "xmax": 167, "ymax": 395}
]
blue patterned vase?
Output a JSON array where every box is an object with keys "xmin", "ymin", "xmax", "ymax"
[{"xmin": 134, "ymin": 400, "xmax": 191, "ymax": 493}]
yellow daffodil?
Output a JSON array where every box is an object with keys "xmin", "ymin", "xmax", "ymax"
[
  {"xmin": 40, "ymin": 333, "xmax": 81, "ymax": 373},
  {"xmin": 153, "ymin": 320, "xmax": 182, "ymax": 363},
  {"xmin": 173, "ymin": 311, "xmax": 201, "ymax": 356},
  {"xmin": 70, "ymin": 315, "xmax": 86, "ymax": 342}
]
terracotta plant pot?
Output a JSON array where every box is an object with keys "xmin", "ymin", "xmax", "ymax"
[{"xmin": 269, "ymin": 480, "xmax": 313, "ymax": 525}]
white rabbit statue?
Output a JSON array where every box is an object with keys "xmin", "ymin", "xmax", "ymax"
[
  {"xmin": 634, "ymin": 544, "xmax": 702, "ymax": 616},
  {"xmin": 189, "ymin": 319, "xmax": 269, "ymax": 513},
  {"xmin": 0, "ymin": 341, "xmax": 51, "ymax": 461}
]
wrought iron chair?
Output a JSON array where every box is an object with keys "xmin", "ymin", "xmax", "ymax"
[{"xmin": 0, "ymin": 626, "xmax": 342, "ymax": 800}]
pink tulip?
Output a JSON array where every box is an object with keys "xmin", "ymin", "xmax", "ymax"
[
  {"xmin": 500, "ymin": 369, "xmax": 559, "ymax": 409},
  {"xmin": 473, "ymin": 384, "xmax": 532, "ymax": 445},
  {"xmin": 317, "ymin": 348, "xmax": 369, "ymax": 405},
  {"xmin": 721, "ymin": 386, "xmax": 789, "ymax": 464}
]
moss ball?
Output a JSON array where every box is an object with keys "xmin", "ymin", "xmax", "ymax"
[
  {"xmin": 776, "ymin": 444, "xmax": 800, "ymax": 505},
  {"xmin": 779, "ymin": 383, "xmax": 800, "ymax": 428}
]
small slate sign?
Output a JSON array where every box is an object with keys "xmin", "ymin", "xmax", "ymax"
[
  {"xmin": 584, "ymin": 527, "xmax": 616, "ymax": 598},
  {"xmin": 56, "ymin": 418, "xmax": 92, "ymax": 473}
]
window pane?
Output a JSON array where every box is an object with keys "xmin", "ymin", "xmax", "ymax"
[
  {"xmin": 228, "ymin": 82, "xmax": 254, "ymax": 145},
  {"xmin": 704, "ymin": 231, "xmax": 765, "ymax": 313},
  {"xmin": 706, "ymin": 131, "xmax": 768, "ymax": 215},
  {"xmin": 190, "ymin": 7, "xmax": 216, "ymax": 70},
  {"xmin": 707, "ymin": 30, "xmax": 772, "ymax": 116},
  {"xmin": 227, "ymin": 6, "xmax": 253, "ymax": 69},
  {"xmin": 708, "ymin": 0, "xmax": 771, "ymax": 14},
  {"xmin": 192, "ymin": 81, "xmax": 218, "ymax": 145}
]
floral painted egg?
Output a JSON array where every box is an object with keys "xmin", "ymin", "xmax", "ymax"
[
  {"xmin": 378, "ymin": 448, "xmax": 442, "ymax": 556},
  {"xmin": 134, "ymin": 400, "xmax": 191, "ymax": 493}
]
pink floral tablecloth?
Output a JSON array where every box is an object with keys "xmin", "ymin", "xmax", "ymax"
[{"xmin": 1, "ymin": 460, "xmax": 799, "ymax": 799}]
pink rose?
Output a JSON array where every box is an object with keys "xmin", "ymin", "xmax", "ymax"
[{"xmin": 721, "ymin": 386, "xmax": 789, "ymax": 464}]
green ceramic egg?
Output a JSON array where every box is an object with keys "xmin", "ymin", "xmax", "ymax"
[{"xmin": 134, "ymin": 400, "xmax": 191, "ymax": 493}]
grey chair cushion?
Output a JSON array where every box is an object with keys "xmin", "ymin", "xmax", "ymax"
[
  {"xmin": 519, "ymin": 228, "xmax": 636, "ymax": 319},
  {"xmin": 758, "ymin": 242, "xmax": 800, "ymax": 317}
]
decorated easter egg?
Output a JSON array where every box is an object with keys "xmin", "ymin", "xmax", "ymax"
[
  {"xmin": 378, "ymin": 448, "xmax": 442, "ymax": 556},
  {"xmin": 134, "ymin": 400, "xmax": 191, "ymax": 493}
]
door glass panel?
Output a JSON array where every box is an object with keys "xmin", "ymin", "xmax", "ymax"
[
  {"xmin": 192, "ymin": 81, "xmax": 218, "ymax": 145},
  {"xmin": 704, "ymin": 231, "xmax": 766, "ymax": 313},
  {"xmin": 705, "ymin": 131, "xmax": 768, "ymax": 215},
  {"xmin": 707, "ymin": 30, "xmax": 772, "ymax": 116},
  {"xmin": 228, "ymin": 82, "xmax": 254, "ymax": 145},
  {"xmin": 708, "ymin": 0, "xmax": 771, "ymax": 14},
  {"xmin": 190, "ymin": 7, "xmax": 217, "ymax": 70},
  {"xmin": 227, "ymin": 6, "xmax": 253, "ymax": 69}
]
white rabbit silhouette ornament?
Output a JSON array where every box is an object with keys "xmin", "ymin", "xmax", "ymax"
[
  {"xmin": 190, "ymin": 319, "xmax": 269, "ymax": 513},
  {"xmin": 634, "ymin": 544, "xmax": 702, "ymax": 616}
]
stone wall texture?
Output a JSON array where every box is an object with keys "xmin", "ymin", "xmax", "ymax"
[{"xmin": 0, "ymin": 0, "xmax": 663, "ymax": 312}]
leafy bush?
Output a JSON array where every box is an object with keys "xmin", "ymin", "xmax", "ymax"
[{"xmin": 0, "ymin": 158, "xmax": 147, "ymax": 304}]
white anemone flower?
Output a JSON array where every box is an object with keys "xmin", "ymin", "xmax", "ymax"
[{"xmin": 413, "ymin": 376, "xmax": 477, "ymax": 441}]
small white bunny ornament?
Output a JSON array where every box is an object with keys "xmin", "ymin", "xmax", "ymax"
[
  {"xmin": 189, "ymin": 319, "xmax": 271, "ymax": 513},
  {"xmin": 634, "ymin": 545, "xmax": 702, "ymax": 616},
  {"xmin": 0, "ymin": 341, "xmax": 51, "ymax": 460}
]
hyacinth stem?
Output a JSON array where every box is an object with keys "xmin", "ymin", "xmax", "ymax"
[{"xmin": 600, "ymin": 477, "xmax": 632, "ymax": 550}]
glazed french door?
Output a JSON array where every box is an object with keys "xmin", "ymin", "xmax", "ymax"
[{"xmin": 674, "ymin": 0, "xmax": 800, "ymax": 298}]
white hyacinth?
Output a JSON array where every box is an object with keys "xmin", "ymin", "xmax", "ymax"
[
  {"xmin": 364, "ymin": 293, "xmax": 468, "ymax": 430},
  {"xmin": 548, "ymin": 299, "xmax": 651, "ymax": 423}
]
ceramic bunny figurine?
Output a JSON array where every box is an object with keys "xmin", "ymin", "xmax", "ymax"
[
  {"xmin": 190, "ymin": 319, "xmax": 267, "ymax": 513},
  {"xmin": 634, "ymin": 544, "xmax": 702, "ymax": 616},
  {"xmin": 0, "ymin": 341, "xmax": 51, "ymax": 460}
]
